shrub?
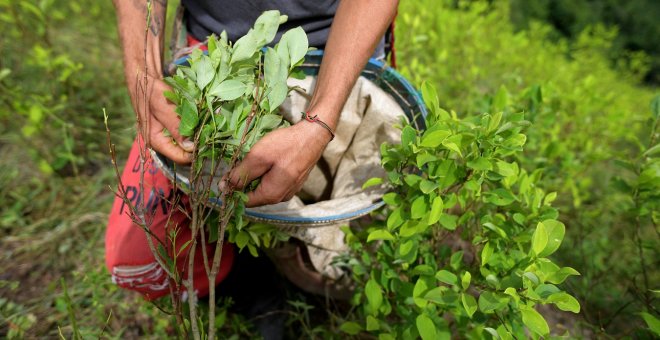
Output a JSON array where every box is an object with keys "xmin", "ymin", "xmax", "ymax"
[
  {"xmin": 396, "ymin": 0, "xmax": 658, "ymax": 336},
  {"xmin": 340, "ymin": 84, "xmax": 579, "ymax": 338}
]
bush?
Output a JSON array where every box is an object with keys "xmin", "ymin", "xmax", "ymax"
[
  {"xmin": 341, "ymin": 83, "xmax": 580, "ymax": 338},
  {"xmin": 396, "ymin": 0, "xmax": 658, "ymax": 336}
]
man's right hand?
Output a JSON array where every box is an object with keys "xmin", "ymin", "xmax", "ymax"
[{"xmin": 137, "ymin": 76, "xmax": 193, "ymax": 164}]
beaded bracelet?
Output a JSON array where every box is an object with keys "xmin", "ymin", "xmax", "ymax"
[{"xmin": 301, "ymin": 111, "xmax": 335, "ymax": 141}]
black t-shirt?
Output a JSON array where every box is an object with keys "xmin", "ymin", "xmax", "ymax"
[{"xmin": 182, "ymin": 0, "xmax": 339, "ymax": 48}]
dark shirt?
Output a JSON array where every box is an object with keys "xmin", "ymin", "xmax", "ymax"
[{"xmin": 182, "ymin": 0, "xmax": 339, "ymax": 48}]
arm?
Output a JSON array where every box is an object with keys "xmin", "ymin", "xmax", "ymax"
[
  {"xmin": 114, "ymin": 0, "xmax": 193, "ymax": 163},
  {"xmin": 227, "ymin": 0, "xmax": 399, "ymax": 207}
]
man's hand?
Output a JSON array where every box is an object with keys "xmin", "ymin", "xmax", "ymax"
[
  {"xmin": 224, "ymin": 121, "xmax": 332, "ymax": 207},
  {"xmin": 225, "ymin": 0, "xmax": 397, "ymax": 208},
  {"xmin": 139, "ymin": 77, "xmax": 193, "ymax": 164},
  {"xmin": 113, "ymin": 0, "xmax": 192, "ymax": 164}
]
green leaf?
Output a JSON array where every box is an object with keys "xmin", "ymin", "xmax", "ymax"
[
  {"xmin": 420, "ymin": 129, "xmax": 451, "ymax": 148},
  {"xmin": 267, "ymin": 81, "xmax": 288, "ymax": 112},
  {"xmin": 484, "ymin": 327, "xmax": 501, "ymax": 340},
  {"xmin": 441, "ymin": 140, "xmax": 462, "ymax": 157},
  {"xmin": 537, "ymin": 220, "xmax": 565, "ymax": 257},
  {"xmin": 520, "ymin": 307, "xmax": 549, "ymax": 336},
  {"xmin": 546, "ymin": 292, "xmax": 580, "ymax": 313},
  {"xmin": 416, "ymin": 314, "xmax": 437, "ymax": 340},
  {"xmin": 231, "ymin": 32, "xmax": 259, "ymax": 63},
  {"xmin": 411, "ymin": 196, "xmax": 428, "ymax": 219},
  {"xmin": 378, "ymin": 334, "xmax": 396, "ymax": 340},
  {"xmin": 413, "ymin": 278, "xmax": 429, "ymax": 308},
  {"xmin": 523, "ymin": 272, "xmax": 539, "ymax": 285},
  {"xmin": 386, "ymin": 207, "xmax": 404, "ymax": 230},
  {"xmin": 435, "ymin": 270, "xmax": 458, "ymax": 286},
  {"xmin": 367, "ymin": 230, "xmax": 395, "ymax": 242},
  {"xmin": 363, "ymin": 177, "xmax": 384, "ymax": 189},
  {"xmin": 280, "ymin": 26, "xmax": 308, "ymax": 67},
  {"xmin": 252, "ymin": 10, "xmax": 282, "ymax": 45},
  {"xmin": 366, "ymin": 315, "xmax": 380, "ymax": 331},
  {"xmin": 365, "ymin": 279, "xmax": 383, "ymax": 313},
  {"xmin": 192, "ymin": 56, "xmax": 214, "ymax": 90},
  {"xmin": 439, "ymin": 214, "xmax": 458, "ymax": 231},
  {"xmin": 640, "ymin": 312, "xmax": 660, "ymax": 335},
  {"xmin": 428, "ymin": 196, "xmax": 443, "ymax": 224},
  {"xmin": 483, "ymin": 189, "xmax": 516, "ymax": 206},
  {"xmin": 450, "ymin": 251, "xmax": 463, "ymax": 270},
  {"xmin": 176, "ymin": 99, "xmax": 199, "ymax": 137},
  {"xmin": 401, "ymin": 125, "xmax": 416, "ymax": 150},
  {"xmin": 531, "ymin": 222, "xmax": 548, "ymax": 256},
  {"xmin": 461, "ymin": 293, "xmax": 478, "ymax": 317},
  {"xmin": 339, "ymin": 322, "xmax": 362, "ymax": 335},
  {"xmin": 416, "ymin": 152, "xmax": 437, "ymax": 167},
  {"xmin": 494, "ymin": 160, "xmax": 518, "ymax": 177},
  {"xmin": 504, "ymin": 288, "xmax": 520, "ymax": 304},
  {"xmin": 420, "ymin": 179, "xmax": 439, "ymax": 194},
  {"xmin": 163, "ymin": 90, "xmax": 179, "ymax": 104},
  {"xmin": 546, "ymin": 267, "xmax": 580, "ymax": 284},
  {"xmin": 467, "ymin": 157, "xmax": 492, "ymax": 171},
  {"xmin": 535, "ymin": 284, "xmax": 560, "ymax": 299},
  {"xmin": 423, "ymin": 287, "xmax": 445, "ymax": 304},
  {"xmin": 264, "ymin": 47, "xmax": 287, "ymax": 87},
  {"xmin": 461, "ymin": 271, "xmax": 471, "ymax": 290},
  {"xmin": 478, "ymin": 291, "xmax": 508, "ymax": 313},
  {"xmin": 399, "ymin": 240, "xmax": 415, "ymax": 257},
  {"xmin": 208, "ymin": 79, "xmax": 248, "ymax": 101},
  {"xmin": 482, "ymin": 222, "xmax": 508, "ymax": 238},
  {"xmin": 421, "ymin": 81, "xmax": 440, "ymax": 115},
  {"xmin": 481, "ymin": 241, "xmax": 493, "ymax": 266}
]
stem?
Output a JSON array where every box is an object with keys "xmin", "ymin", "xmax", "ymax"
[{"xmin": 207, "ymin": 60, "xmax": 264, "ymax": 340}]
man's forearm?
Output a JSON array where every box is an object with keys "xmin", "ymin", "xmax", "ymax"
[
  {"xmin": 306, "ymin": 0, "xmax": 399, "ymax": 131},
  {"xmin": 113, "ymin": 0, "xmax": 168, "ymax": 93}
]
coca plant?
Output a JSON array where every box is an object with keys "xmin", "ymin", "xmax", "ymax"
[
  {"xmin": 153, "ymin": 10, "xmax": 307, "ymax": 339},
  {"xmin": 341, "ymin": 83, "xmax": 581, "ymax": 339}
]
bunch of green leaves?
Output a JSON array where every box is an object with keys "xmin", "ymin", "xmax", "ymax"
[
  {"xmin": 340, "ymin": 83, "xmax": 580, "ymax": 339},
  {"xmin": 163, "ymin": 10, "xmax": 308, "ymax": 174},
  {"xmin": 161, "ymin": 11, "xmax": 309, "ymax": 261}
]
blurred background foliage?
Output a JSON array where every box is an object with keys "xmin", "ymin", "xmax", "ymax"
[{"xmin": 0, "ymin": 0, "xmax": 657, "ymax": 338}]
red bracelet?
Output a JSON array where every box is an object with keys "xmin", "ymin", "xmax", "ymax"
[{"xmin": 301, "ymin": 111, "xmax": 335, "ymax": 141}]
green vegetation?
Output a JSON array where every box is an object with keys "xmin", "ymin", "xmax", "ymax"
[
  {"xmin": 397, "ymin": 0, "xmax": 659, "ymax": 337},
  {"xmin": 0, "ymin": 0, "xmax": 657, "ymax": 338},
  {"xmin": 510, "ymin": 0, "xmax": 660, "ymax": 85}
]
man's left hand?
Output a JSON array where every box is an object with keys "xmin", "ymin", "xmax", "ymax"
[{"xmin": 224, "ymin": 121, "xmax": 332, "ymax": 207}]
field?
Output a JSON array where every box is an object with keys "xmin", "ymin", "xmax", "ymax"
[{"xmin": 1, "ymin": 0, "xmax": 658, "ymax": 338}]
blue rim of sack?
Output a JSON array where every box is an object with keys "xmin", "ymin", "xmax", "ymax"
[{"xmin": 152, "ymin": 50, "xmax": 427, "ymax": 225}]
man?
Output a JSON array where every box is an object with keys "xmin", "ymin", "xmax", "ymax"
[{"xmin": 105, "ymin": 0, "xmax": 398, "ymax": 335}]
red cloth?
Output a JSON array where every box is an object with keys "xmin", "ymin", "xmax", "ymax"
[
  {"xmin": 187, "ymin": 35, "xmax": 208, "ymax": 51},
  {"xmin": 105, "ymin": 139, "xmax": 234, "ymax": 300}
]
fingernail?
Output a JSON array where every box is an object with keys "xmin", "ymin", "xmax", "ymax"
[
  {"xmin": 182, "ymin": 140, "xmax": 194, "ymax": 151},
  {"xmin": 219, "ymin": 180, "xmax": 227, "ymax": 191}
]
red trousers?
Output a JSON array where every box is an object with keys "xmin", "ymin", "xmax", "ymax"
[{"xmin": 104, "ymin": 139, "xmax": 234, "ymax": 300}]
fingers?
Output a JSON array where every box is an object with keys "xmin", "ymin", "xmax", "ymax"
[
  {"xmin": 151, "ymin": 80, "xmax": 194, "ymax": 152},
  {"xmin": 148, "ymin": 121, "xmax": 192, "ymax": 164},
  {"xmin": 245, "ymin": 166, "xmax": 293, "ymax": 208},
  {"xmin": 225, "ymin": 147, "xmax": 273, "ymax": 190}
]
